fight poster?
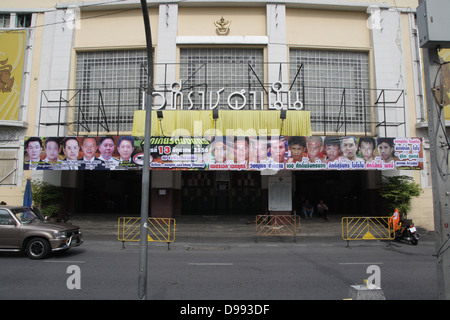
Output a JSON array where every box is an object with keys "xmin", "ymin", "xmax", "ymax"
[{"xmin": 24, "ymin": 135, "xmax": 423, "ymax": 171}]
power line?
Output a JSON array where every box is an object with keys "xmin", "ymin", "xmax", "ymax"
[{"xmin": 1, "ymin": 0, "xmax": 161, "ymax": 31}]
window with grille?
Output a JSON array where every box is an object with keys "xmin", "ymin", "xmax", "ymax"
[
  {"xmin": 16, "ymin": 14, "xmax": 32, "ymax": 28},
  {"xmin": 179, "ymin": 48, "xmax": 264, "ymax": 110},
  {"xmin": 0, "ymin": 14, "xmax": 10, "ymax": 28},
  {"xmin": 75, "ymin": 50, "xmax": 149, "ymax": 133},
  {"xmin": 289, "ymin": 49, "xmax": 370, "ymax": 134},
  {"xmin": 0, "ymin": 13, "xmax": 33, "ymax": 28},
  {"xmin": 0, "ymin": 149, "xmax": 17, "ymax": 186}
]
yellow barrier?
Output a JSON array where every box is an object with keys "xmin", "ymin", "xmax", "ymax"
[
  {"xmin": 342, "ymin": 217, "xmax": 394, "ymax": 245},
  {"xmin": 118, "ymin": 217, "xmax": 176, "ymax": 249},
  {"xmin": 255, "ymin": 215, "xmax": 299, "ymax": 241}
]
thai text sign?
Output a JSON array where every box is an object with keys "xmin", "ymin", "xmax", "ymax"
[
  {"xmin": 152, "ymin": 81, "xmax": 304, "ymax": 111},
  {"xmin": 24, "ymin": 136, "xmax": 423, "ymax": 171}
]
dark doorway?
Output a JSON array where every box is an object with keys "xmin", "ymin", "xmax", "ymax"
[
  {"xmin": 181, "ymin": 171, "xmax": 262, "ymax": 215},
  {"xmin": 76, "ymin": 170, "xmax": 142, "ymax": 214},
  {"xmin": 293, "ymin": 171, "xmax": 364, "ymax": 216}
]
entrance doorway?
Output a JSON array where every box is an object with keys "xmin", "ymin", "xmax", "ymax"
[
  {"xmin": 76, "ymin": 170, "xmax": 142, "ymax": 214},
  {"xmin": 181, "ymin": 171, "xmax": 262, "ymax": 215},
  {"xmin": 293, "ymin": 171, "xmax": 367, "ymax": 216}
]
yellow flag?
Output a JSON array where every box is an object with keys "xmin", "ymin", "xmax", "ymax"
[{"xmin": 0, "ymin": 30, "xmax": 26, "ymax": 121}]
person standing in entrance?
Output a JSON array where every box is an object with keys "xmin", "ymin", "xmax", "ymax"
[
  {"xmin": 317, "ymin": 199, "xmax": 330, "ymax": 221},
  {"xmin": 302, "ymin": 199, "xmax": 314, "ymax": 219}
]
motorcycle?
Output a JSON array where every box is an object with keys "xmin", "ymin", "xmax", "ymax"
[{"xmin": 394, "ymin": 219, "xmax": 419, "ymax": 245}]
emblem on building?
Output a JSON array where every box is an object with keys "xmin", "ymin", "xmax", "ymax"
[
  {"xmin": 0, "ymin": 57, "xmax": 14, "ymax": 93},
  {"xmin": 214, "ymin": 17, "xmax": 230, "ymax": 36}
]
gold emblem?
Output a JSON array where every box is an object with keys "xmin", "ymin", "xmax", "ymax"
[
  {"xmin": 214, "ymin": 17, "xmax": 231, "ymax": 36},
  {"xmin": 0, "ymin": 57, "xmax": 14, "ymax": 93}
]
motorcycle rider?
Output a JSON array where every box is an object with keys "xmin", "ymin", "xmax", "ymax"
[
  {"xmin": 389, "ymin": 207, "xmax": 419, "ymax": 245},
  {"xmin": 390, "ymin": 208, "xmax": 400, "ymax": 232}
]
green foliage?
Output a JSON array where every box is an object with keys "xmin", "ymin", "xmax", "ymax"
[
  {"xmin": 31, "ymin": 180, "xmax": 63, "ymax": 217},
  {"xmin": 379, "ymin": 175, "xmax": 421, "ymax": 218}
]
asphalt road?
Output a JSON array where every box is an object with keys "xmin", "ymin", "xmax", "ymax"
[{"xmin": 0, "ymin": 232, "xmax": 438, "ymax": 302}]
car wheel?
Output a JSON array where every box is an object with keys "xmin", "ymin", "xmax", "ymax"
[{"xmin": 26, "ymin": 237, "xmax": 51, "ymax": 259}]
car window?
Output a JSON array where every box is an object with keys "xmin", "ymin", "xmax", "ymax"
[
  {"xmin": 0, "ymin": 209, "xmax": 14, "ymax": 225},
  {"xmin": 12, "ymin": 209, "xmax": 38, "ymax": 223}
]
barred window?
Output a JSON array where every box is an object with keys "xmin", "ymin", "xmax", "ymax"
[
  {"xmin": 17, "ymin": 14, "xmax": 32, "ymax": 28},
  {"xmin": 0, "ymin": 149, "xmax": 18, "ymax": 186},
  {"xmin": 75, "ymin": 50, "xmax": 148, "ymax": 133},
  {"xmin": 289, "ymin": 49, "xmax": 370, "ymax": 134},
  {"xmin": 179, "ymin": 48, "xmax": 264, "ymax": 110},
  {"xmin": 0, "ymin": 14, "xmax": 10, "ymax": 28}
]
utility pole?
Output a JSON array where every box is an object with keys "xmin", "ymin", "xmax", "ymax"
[
  {"xmin": 418, "ymin": 0, "xmax": 450, "ymax": 299},
  {"xmin": 138, "ymin": 0, "xmax": 153, "ymax": 300},
  {"xmin": 422, "ymin": 47, "xmax": 450, "ymax": 300}
]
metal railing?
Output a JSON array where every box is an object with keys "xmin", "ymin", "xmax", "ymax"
[
  {"xmin": 255, "ymin": 215, "xmax": 300, "ymax": 241},
  {"xmin": 341, "ymin": 217, "xmax": 394, "ymax": 246},
  {"xmin": 117, "ymin": 217, "xmax": 176, "ymax": 249}
]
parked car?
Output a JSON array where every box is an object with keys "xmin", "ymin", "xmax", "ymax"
[{"xmin": 0, "ymin": 205, "xmax": 83, "ymax": 259}]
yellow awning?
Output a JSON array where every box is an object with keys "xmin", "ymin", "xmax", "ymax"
[{"xmin": 132, "ymin": 110, "xmax": 311, "ymax": 136}]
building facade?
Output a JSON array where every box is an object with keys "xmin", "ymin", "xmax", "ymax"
[{"xmin": 0, "ymin": 0, "xmax": 436, "ymax": 230}]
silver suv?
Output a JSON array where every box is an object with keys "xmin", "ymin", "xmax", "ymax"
[{"xmin": 0, "ymin": 206, "xmax": 83, "ymax": 259}]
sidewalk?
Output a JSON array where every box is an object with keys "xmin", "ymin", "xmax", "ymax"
[{"xmin": 69, "ymin": 213, "xmax": 344, "ymax": 241}]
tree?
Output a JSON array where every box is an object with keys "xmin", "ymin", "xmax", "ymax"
[
  {"xmin": 31, "ymin": 180, "xmax": 63, "ymax": 218},
  {"xmin": 378, "ymin": 175, "xmax": 421, "ymax": 218}
]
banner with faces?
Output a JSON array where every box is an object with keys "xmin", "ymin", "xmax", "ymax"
[{"xmin": 24, "ymin": 136, "xmax": 423, "ymax": 171}]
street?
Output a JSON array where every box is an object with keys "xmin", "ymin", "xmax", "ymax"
[{"xmin": 0, "ymin": 232, "xmax": 438, "ymax": 301}]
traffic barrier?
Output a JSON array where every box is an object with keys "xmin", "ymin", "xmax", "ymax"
[
  {"xmin": 341, "ymin": 217, "xmax": 394, "ymax": 246},
  {"xmin": 255, "ymin": 215, "xmax": 299, "ymax": 241},
  {"xmin": 118, "ymin": 217, "xmax": 176, "ymax": 249}
]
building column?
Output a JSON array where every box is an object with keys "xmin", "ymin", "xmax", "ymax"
[
  {"xmin": 155, "ymin": 3, "xmax": 178, "ymax": 107},
  {"xmin": 371, "ymin": 9, "xmax": 409, "ymax": 137},
  {"xmin": 266, "ymin": 3, "xmax": 288, "ymax": 86},
  {"xmin": 36, "ymin": 9, "xmax": 75, "ymax": 137}
]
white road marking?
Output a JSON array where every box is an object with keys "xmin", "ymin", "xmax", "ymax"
[
  {"xmin": 338, "ymin": 262, "xmax": 384, "ymax": 265},
  {"xmin": 188, "ymin": 262, "xmax": 234, "ymax": 266},
  {"xmin": 44, "ymin": 260, "xmax": 85, "ymax": 263}
]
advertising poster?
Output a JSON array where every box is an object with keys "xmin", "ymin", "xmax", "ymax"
[
  {"xmin": 24, "ymin": 135, "xmax": 423, "ymax": 171},
  {"xmin": 0, "ymin": 30, "xmax": 26, "ymax": 121}
]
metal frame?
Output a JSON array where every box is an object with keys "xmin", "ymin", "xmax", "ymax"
[
  {"xmin": 37, "ymin": 62, "xmax": 406, "ymax": 137},
  {"xmin": 38, "ymin": 88, "xmax": 142, "ymax": 136}
]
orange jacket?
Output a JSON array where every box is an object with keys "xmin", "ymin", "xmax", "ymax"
[{"xmin": 390, "ymin": 209, "xmax": 400, "ymax": 231}]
